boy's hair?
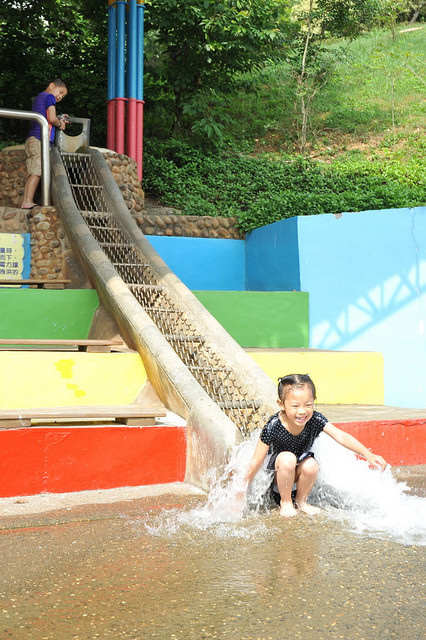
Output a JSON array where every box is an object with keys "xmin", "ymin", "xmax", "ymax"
[
  {"xmin": 278, "ymin": 374, "xmax": 316, "ymax": 401},
  {"xmin": 49, "ymin": 78, "xmax": 68, "ymax": 90}
]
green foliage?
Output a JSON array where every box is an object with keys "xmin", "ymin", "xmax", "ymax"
[
  {"xmin": 143, "ymin": 138, "xmax": 425, "ymax": 232},
  {"xmin": 390, "ymin": 0, "xmax": 426, "ymax": 23},
  {"xmin": 0, "ymin": 0, "xmax": 108, "ymax": 145},
  {"xmin": 316, "ymin": 0, "xmax": 385, "ymax": 38},
  {"xmin": 181, "ymin": 91, "xmax": 235, "ymax": 148},
  {"xmin": 143, "ymin": 0, "xmax": 291, "ymax": 134}
]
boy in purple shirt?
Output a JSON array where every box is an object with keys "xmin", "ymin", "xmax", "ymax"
[{"xmin": 21, "ymin": 78, "xmax": 68, "ymax": 209}]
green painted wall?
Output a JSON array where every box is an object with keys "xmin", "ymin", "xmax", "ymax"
[
  {"xmin": 193, "ymin": 291, "xmax": 309, "ymax": 348},
  {"xmin": 0, "ymin": 289, "xmax": 99, "ymax": 339}
]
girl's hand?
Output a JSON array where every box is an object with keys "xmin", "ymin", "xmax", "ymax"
[
  {"xmin": 367, "ymin": 453, "xmax": 387, "ymax": 471},
  {"xmin": 232, "ymin": 489, "xmax": 247, "ymax": 514}
]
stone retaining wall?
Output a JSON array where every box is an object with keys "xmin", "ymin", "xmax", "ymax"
[
  {"xmin": 0, "ymin": 146, "xmax": 27, "ymax": 208},
  {"xmin": 0, "ymin": 205, "xmax": 68, "ymax": 280},
  {"xmin": 139, "ymin": 211, "xmax": 242, "ymax": 239},
  {"xmin": 0, "ymin": 145, "xmax": 243, "ymax": 242}
]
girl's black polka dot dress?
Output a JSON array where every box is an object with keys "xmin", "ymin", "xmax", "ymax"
[{"xmin": 260, "ymin": 410, "xmax": 328, "ymax": 471}]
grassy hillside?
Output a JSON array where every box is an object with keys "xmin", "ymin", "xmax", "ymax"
[
  {"xmin": 223, "ymin": 26, "xmax": 425, "ymax": 160},
  {"xmin": 143, "ymin": 26, "xmax": 425, "ymax": 231}
]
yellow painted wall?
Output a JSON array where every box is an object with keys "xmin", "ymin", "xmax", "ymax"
[
  {"xmin": 247, "ymin": 350, "xmax": 384, "ymax": 405},
  {"xmin": 1, "ymin": 352, "xmax": 147, "ymax": 409}
]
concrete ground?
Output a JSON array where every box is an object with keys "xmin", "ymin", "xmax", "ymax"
[
  {"xmin": 0, "ymin": 468, "xmax": 424, "ymax": 640},
  {"xmin": 0, "ymin": 482, "xmax": 204, "ymax": 517}
]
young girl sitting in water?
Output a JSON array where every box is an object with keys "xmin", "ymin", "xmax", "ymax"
[{"xmin": 241, "ymin": 374, "xmax": 387, "ymax": 518}]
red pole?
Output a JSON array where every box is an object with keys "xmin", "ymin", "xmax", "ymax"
[
  {"xmin": 126, "ymin": 97, "xmax": 137, "ymax": 163},
  {"xmin": 107, "ymin": 99, "xmax": 116, "ymax": 150},
  {"xmin": 115, "ymin": 97, "xmax": 126, "ymax": 154},
  {"xmin": 136, "ymin": 100, "xmax": 144, "ymax": 180}
]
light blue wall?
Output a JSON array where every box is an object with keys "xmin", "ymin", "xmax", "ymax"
[
  {"xmin": 297, "ymin": 207, "xmax": 426, "ymax": 409},
  {"xmin": 246, "ymin": 217, "xmax": 300, "ymax": 291},
  {"xmin": 146, "ymin": 236, "xmax": 246, "ymax": 290},
  {"xmin": 246, "ymin": 207, "xmax": 426, "ymax": 409}
]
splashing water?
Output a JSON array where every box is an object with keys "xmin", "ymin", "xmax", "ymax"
[
  {"xmin": 145, "ymin": 431, "xmax": 276, "ymax": 540},
  {"xmin": 145, "ymin": 429, "xmax": 425, "ymax": 545},
  {"xmin": 311, "ymin": 433, "xmax": 426, "ymax": 545}
]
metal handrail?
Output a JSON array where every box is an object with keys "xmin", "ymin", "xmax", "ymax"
[{"xmin": 0, "ymin": 108, "xmax": 51, "ymax": 206}]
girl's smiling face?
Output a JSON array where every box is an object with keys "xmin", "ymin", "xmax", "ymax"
[{"xmin": 278, "ymin": 385, "xmax": 315, "ymax": 433}]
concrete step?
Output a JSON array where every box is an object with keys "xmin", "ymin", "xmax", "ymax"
[
  {"xmin": 0, "ymin": 419, "xmax": 186, "ymax": 497},
  {"xmin": 1, "ymin": 400, "xmax": 423, "ymax": 499},
  {"xmin": 246, "ymin": 347, "xmax": 384, "ymax": 405},
  {"xmin": 0, "ymin": 350, "xmax": 147, "ymax": 409},
  {"xmin": 0, "ymin": 288, "xmax": 99, "ymax": 339},
  {"xmin": 0, "ymin": 347, "xmax": 187, "ymax": 497},
  {"xmin": 194, "ymin": 291, "xmax": 309, "ymax": 348}
]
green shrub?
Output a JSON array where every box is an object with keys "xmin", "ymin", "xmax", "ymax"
[{"xmin": 143, "ymin": 138, "xmax": 426, "ymax": 232}]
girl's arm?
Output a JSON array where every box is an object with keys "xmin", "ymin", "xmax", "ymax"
[
  {"xmin": 323, "ymin": 422, "xmax": 387, "ymax": 471},
  {"xmin": 233, "ymin": 440, "xmax": 269, "ymax": 508},
  {"xmin": 244, "ymin": 440, "xmax": 270, "ymax": 486}
]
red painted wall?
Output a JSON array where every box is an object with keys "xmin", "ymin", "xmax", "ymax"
[
  {"xmin": 0, "ymin": 419, "xmax": 423, "ymax": 498},
  {"xmin": 0, "ymin": 425, "xmax": 186, "ymax": 497},
  {"xmin": 337, "ymin": 420, "xmax": 426, "ymax": 467}
]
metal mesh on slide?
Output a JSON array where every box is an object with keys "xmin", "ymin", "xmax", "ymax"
[{"xmin": 60, "ymin": 152, "xmax": 268, "ymax": 435}]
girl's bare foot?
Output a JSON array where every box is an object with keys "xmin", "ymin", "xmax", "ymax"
[
  {"xmin": 279, "ymin": 501, "xmax": 298, "ymax": 518},
  {"xmin": 295, "ymin": 501, "xmax": 321, "ymax": 516}
]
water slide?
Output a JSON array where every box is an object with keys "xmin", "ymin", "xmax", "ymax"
[{"xmin": 50, "ymin": 144, "xmax": 278, "ymax": 488}]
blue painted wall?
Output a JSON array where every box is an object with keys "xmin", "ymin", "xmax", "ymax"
[
  {"xmin": 146, "ymin": 236, "xmax": 246, "ymax": 290},
  {"xmin": 248, "ymin": 207, "xmax": 426, "ymax": 409},
  {"xmin": 298, "ymin": 207, "xmax": 426, "ymax": 409},
  {"xmin": 246, "ymin": 217, "xmax": 300, "ymax": 291}
]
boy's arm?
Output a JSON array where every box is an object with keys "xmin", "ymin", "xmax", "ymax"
[
  {"xmin": 46, "ymin": 105, "xmax": 66, "ymax": 130},
  {"xmin": 323, "ymin": 422, "xmax": 387, "ymax": 471}
]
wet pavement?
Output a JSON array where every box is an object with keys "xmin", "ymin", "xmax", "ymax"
[{"xmin": 0, "ymin": 469, "xmax": 425, "ymax": 640}]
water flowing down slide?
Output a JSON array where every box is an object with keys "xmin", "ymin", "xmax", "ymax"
[{"xmin": 50, "ymin": 146, "xmax": 277, "ymax": 488}]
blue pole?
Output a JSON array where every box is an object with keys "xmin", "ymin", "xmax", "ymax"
[
  {"xmin": 107, "ymin": 1, "xmax": 117, "ymax": 150},
  {"xmin": 107, "ymin": 1, "xmax": 117, "ymax": 101},
  {"xmin": 116, "ymin": 0, "xmax": 126, "ymax": 99},
  {"xmin": 137, "ymin": 2, "xmax": 144, "ymax": 101},
  {"xmin": 127, "ymin": 0, "xmax": 138, "ymax": 99}
]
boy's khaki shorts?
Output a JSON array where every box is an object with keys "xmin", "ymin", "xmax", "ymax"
[{"xmin": 25, "ymin": 136, "xmax": 42, "ymax": 176}]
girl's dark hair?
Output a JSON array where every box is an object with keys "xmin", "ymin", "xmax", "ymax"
[{"xmin": 277, "ymin": 374, "xmax": 316, "ymax": 401}]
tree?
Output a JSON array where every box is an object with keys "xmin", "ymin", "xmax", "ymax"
[
  {"xmin": 395, "ymin": 0, "xmax": 425, "ymax": 23},
  {"xmin": 287, "ymin": 0, "xmax": 385, "ymax": 153},
  {"xmin": 0, "ymin": 0, "xmax": 108, "ymax": 145},
  {"xmin": 143, "ymin": 0, "xmax": 291, "ymax": 139}
]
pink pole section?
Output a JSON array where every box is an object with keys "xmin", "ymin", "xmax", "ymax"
[
  {"xmin": 107, "ymin": 99, "xmax": 116, "ymax": 150},
  {"xmin": 136, "ymin": 100, "xmax": 144, "ymax": 180},
  {"xmin": 115, "ymin": 97, "xmax": 126, "ymax": 154},
  {"xmin": 126, "ymin": 98, "xmax": 137, "ymax": 162}
]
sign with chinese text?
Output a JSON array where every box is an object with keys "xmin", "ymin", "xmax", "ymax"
[{"xmin": 0, "ymin": 234, "xmax": 31, "ymax": 287}]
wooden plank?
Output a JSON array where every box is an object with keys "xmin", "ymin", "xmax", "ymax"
[
  {"xmin": 0, "ymin": 279, "xmax": 71, "ymax": 289},
  {"xmin": 0, "ymin": 338, "xmax": 124, "ymax": 352},
  {"xmin": 0, "ymin": 405, "xmax": 167, "ymax": 429}
]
